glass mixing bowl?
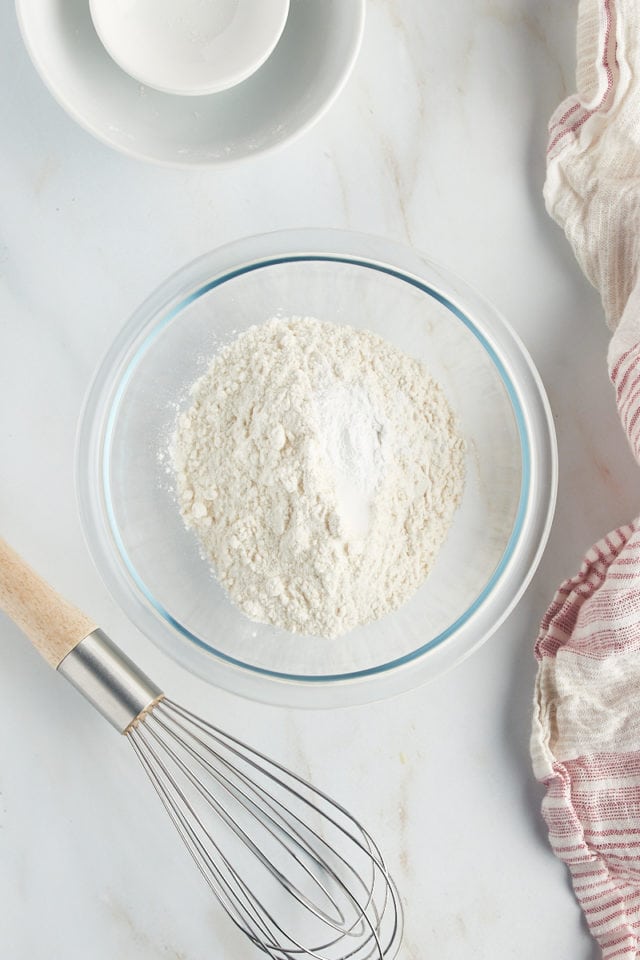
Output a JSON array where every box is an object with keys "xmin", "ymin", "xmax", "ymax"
[{"xmin": 76, "ymin": 230, "xmax": 557, "ymax": 707}]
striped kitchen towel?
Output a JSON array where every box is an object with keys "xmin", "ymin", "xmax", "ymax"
[{"xmin": 531, "ymin": 2, "xmax": 640, "ymax": 957}]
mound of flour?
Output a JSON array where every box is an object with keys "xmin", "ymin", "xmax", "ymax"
[{"xmin": 171, "ymin": 316, "xmax": 465, "ymax": 638}]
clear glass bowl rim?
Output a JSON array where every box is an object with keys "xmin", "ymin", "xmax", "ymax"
[{"xmin": 76, "ymin": 229, "xmax": 558, "ymax": 707}]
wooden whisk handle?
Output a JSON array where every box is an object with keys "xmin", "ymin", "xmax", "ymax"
[{"xmin": 0, "ymin": 537, "xmax": 96, "ymax": 667}]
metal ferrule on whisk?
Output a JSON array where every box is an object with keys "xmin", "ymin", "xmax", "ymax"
[{"xmin": 57, "ymin": 629, "xmax": 163, "ymax": 733}]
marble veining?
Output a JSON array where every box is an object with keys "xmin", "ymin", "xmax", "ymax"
[{"xmin": 0, "ymin": 1, "xmax": 628, "ymax": 958}]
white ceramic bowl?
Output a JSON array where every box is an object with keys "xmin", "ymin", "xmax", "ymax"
[
  {"xmin": 15, "ymin": 0, "xmax": 365, "ymax": 166},
  {"xmin": 76, "ymin": 230, "xmax": 557, "ymax": 708},
  {"xmin": 89, "ymin": 0, "xmax": 290, "ymax": 97}
]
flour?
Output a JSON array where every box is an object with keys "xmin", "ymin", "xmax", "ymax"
[{"xmin": 171, "ymin": 316, "xmax": 465, "ymax": 638}]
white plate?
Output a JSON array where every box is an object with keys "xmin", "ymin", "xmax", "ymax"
[{"xmin": 15, "ymin": 0, "xmax": 365, "ymax": 166}]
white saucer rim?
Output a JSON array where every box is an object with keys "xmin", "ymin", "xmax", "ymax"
[{"xmin": 14, "ymin": 0, "xmax": 366, "ymax": 167}]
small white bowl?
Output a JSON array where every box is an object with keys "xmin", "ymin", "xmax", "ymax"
[
  {"xmin": 89, "ymin": 0, "xmax": 290, "ymax": 97},
  {"xmin": 15, "ymin": 0, "xmax": 365, "ymax": 166}
]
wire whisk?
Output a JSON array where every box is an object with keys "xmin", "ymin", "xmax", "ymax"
[
  {"xmin": 129, "ymin": 698, "xmax": 403, "ymax": 960},
  {"xmin": 0, "ymin": 538, "xmax": 404, "ymax": 960}
]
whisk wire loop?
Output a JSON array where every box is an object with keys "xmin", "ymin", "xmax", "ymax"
[
  {"xmin": 132, "ymin": 721, "xmax": 356, "ymax": 960},
  {"xmin": 130, "ymin": 728, "xmax": 278, "ymax": 949},
  {"xmin": 132, "ymin": 722, "xmax": 364, "ymax": 960},
  {"xmin": 163, "ymin": 701, "xmax": 397, "ymax": 934},
  {"xmin": 128, "ymin": 698, "xmax": 403, "ymax": 960},
  {"xmin": 148, "ymin": 711, "xmax": 352, "ymax": 930}
]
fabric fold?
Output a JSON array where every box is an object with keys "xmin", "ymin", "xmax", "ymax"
[{"xmin": 532, "ymin": 2, "xmax": 640, "ymax": 956}]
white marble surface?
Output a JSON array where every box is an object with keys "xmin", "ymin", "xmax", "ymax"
[{"xmin": 1, "ymin": 2, "xmax": 637, "ymax": 957}]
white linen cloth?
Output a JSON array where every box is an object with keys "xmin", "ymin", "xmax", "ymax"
[{"xmin": 532, "ymin": 3, "xmax": 640, "ymax": 956}]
